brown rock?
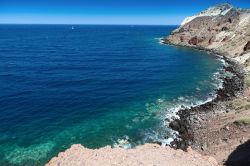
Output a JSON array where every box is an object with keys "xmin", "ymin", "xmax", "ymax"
[
  {"xmin": 180, "ymin": 36, "xmax": 184, "ymax": 42},
  {"xmin": 221, "ymin": 27, "xmax": 229, "ymax": 31},
  {"xmin": 243, "ymin": 41, "xmax": 250, "ymax": 51},
  {"xmin": 208, "ymin": 37, "xmax": 214, "ymax": 45},
  {"xmin": 222, "ymin": 36, "xmax": 228, "ymax": 42},
  {"xmin": 188, "ymin": 36, "xmax": 203, "ymax": 45}
]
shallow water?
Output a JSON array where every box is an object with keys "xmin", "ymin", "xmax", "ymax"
[{"xmin": 0, "ymin": 25, "xmax": 224, "ymax": 165}]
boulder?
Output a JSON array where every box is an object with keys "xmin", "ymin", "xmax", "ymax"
[{"xmin": 169, "ymin": 120, "xmax": 180, "ymax": 131}]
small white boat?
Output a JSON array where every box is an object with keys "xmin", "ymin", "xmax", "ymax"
[{"xmin": 71, "ymin": 26, "xmax": 75, "ymax": 30}]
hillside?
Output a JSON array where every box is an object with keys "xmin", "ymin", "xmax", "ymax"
[{"xmin": 165, "ymin": 3, "xmax": 250, "ymax": 71}]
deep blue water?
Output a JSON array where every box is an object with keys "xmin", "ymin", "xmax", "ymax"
[{"xmin": 0, "ymin": 25, "xmax": 224, "ymax": 165}]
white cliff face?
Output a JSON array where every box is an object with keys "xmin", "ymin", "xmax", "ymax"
[
  {"xmin": 181, "ymin": 3, "xmax": 233, "ymax": 25},
  {"xmin": 239, "ymin": 12, "xmax": 250, "ymax": 27}
]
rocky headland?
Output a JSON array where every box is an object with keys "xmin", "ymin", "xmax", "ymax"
[
  {"xmin": 165, "ymin": 3, "xmax": 250, "ymax": 165},
  {"xmin": 165, "ymin": 3, "xmax": 250, "ymax": 67},
  {"xmin": 47, "ymin": 4, "xmax": 250, "ymax": 166}
]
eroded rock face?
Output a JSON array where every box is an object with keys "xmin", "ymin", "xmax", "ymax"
[
  {"xmin": 165, "ymin": 3, "xmax": 250, "ymax": 64},
  {"xmin": 244, "ymin": 41, "xmax": 250, "ymax": 51},
  {"xmin": 209, "ymin": 37, "xmax": 215, "ymax": 45},
  {"xmin": 188, "ymin": 36, "xmax": 199, "ymax": 45}
]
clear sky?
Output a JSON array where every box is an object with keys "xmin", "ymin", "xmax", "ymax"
[{"xmin": 0, "ymin": 0, "xmax": 249, "ymax": 25}]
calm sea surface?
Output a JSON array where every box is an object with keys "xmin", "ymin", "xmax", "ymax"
[{"xmin": 0, "ymin": 25, "xmax": 224, "ymax": 165}]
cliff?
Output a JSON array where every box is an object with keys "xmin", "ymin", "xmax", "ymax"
[
  {"xmin": 46, "ymin": 144, "xmax": 218, "ymax": 166},
  {"xmin": 165, "ymin": 3, "xmax": 250, "ymax": 71}
]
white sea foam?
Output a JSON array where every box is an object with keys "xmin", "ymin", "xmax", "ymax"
[
  {"xmin": 157, "ymin": 98, "xmax": 164, "ymax": 103},
  {"xmin": 111, "ymin": 49, "xmax": 228, "ymax": 149},
  {"xmin": 148, "ymin": 63, "xmax": 226, "ymax": 146},
  {"xmin": 155, "ymin": 37, "xmax": 165, "ymax": 45},
  {"xmin": 113, "ymin": 136, "xmax": 132, "ymax": 149},
  {"xmin": 196, "ymin": 87, "xmax": 201, "ymax": 91},
  {"xmin": 161, "ymin": 138, "xmax": 174, "ymax": 147}
]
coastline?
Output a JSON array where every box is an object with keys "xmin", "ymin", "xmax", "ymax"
[
  {"xmin": 162, "ymin": 40, "xmax": 250, "ymax": 165},
  {"xmin": 161, "ymin": 4, "xmax": 250, "ymax": 163},
  {"xmin": 46, "ymin": 39, "xmax": 246, "ymax": 166},
  {"xmin": 163, "ymin": 39, "xmax": 245, "ymax": 148},
  {"xmin": 46, "ymin": 4, "xmax": 250, "ymax": 165}
]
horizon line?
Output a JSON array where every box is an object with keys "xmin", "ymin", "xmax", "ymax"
[{"xmin": 0, "ymin": 23, "xmax": 180, "ymax": 26}]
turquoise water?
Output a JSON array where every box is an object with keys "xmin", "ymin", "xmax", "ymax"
[{"xmin": 0, "ymin": 25, "xmax": 224, "ymax": 165}]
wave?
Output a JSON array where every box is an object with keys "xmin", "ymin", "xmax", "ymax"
[
  {"xmin": 112, "ymin": 136, "xmax": 132, "ymax": 149},
  {"xmin": 112, "ymin": 93, "xmax": 220, "ymax": 148},
  {"xmin": 155, "ymin": 37, "xmax": 165, "ymax": 45},
  {"xmin": 112, "ymin": 52, "xmax": 228, "ymax": 148}
]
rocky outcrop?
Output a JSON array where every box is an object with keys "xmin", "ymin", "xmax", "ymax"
[
  {"xmin": 165, "ymin": 3, "xmax": 250, "ymax": 70},
  {"xmin": 188, "ymin": 36, "xmax": 204, "ymax": 45},
  {"xmin": 46, "ymin": 144, "xmax": 218, "ymax": 166},
  {"xmin": 244, "ymin": 41, "xmax": 250, "ymax": 51}
]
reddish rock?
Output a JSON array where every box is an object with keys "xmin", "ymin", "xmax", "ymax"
[
  {"xmin": 244, "ymin": 41, "xmax": 250, "ymax": 51},
  {"xmin": 188, "ymin": 36, "xmax": 203, "ymax": 45},
  {"xmin": 46, "ymin": 144, "xmax": 218, "ymax": 166}
]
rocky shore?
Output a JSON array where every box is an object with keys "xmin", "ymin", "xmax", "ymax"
[
  {"xmin": 165, "ymin": 3, "xmax": 250, "ymax": 165},
  {"xmin": 167, "ymin": 54, "xmax": 245, "ymax": 149}
]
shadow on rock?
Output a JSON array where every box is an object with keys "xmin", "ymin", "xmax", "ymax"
[{"xmin": 225, "ymin": 139, "xmax": 250, "ymax": 166}]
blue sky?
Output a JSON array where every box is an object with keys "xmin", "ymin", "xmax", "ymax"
[{"xmin": 0, "ymin": 0, "xmax": 249, "ymax": 25}]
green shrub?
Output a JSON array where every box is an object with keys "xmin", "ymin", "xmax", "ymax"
[
  {"xmin": 230, "ymin": 99, "xmax": 250, "ymax": 111},
  {"xmin": 245, "ymin": 75, "xmax": 250, "ymax": 87},
  {"xmin": 234, "ymin": 118, "xmax": 250, "ymax": 125}
]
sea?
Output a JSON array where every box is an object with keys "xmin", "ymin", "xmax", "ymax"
[{"xmin": 0, "ymin": 25, "xmax": 224, "ymax": 165}]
